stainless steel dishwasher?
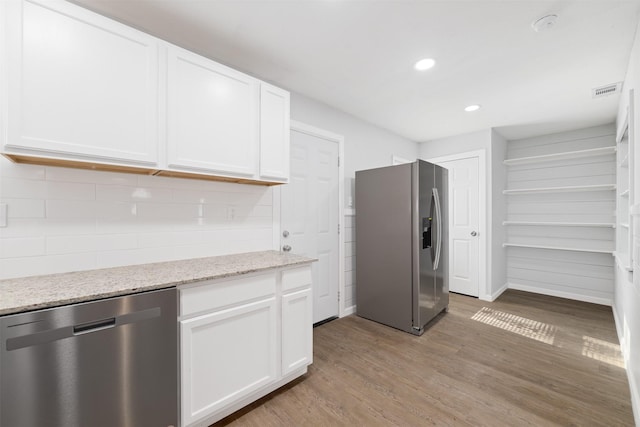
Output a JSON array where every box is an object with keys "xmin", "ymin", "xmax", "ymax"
[{"xmin": 0, "ymin": 287, "xmax": 178, "ymax": 427}]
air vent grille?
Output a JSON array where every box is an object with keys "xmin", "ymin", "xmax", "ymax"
[{"xmin": 592, "ymin": 82, "xmax": 622, "ymax": 98}]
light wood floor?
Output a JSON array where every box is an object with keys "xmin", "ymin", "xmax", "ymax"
[{"xmin": 214, "ymin": 290, "xmax": 633, "ymax": 426}]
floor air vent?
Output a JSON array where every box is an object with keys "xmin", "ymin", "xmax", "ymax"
[{"xmin": 592, "ymin": 82, "xmax": 622, "ymax": 98}]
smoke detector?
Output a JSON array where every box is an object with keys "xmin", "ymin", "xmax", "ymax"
[
  {"xmin": 592, "ymin": 82, "xmax": 622, "ymax": 99},
  {"xmin": 532, "ymin": 15, "xmax": 558, "ymax": 32}
]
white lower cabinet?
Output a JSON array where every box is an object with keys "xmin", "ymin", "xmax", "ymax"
[
  {"xmin": 179, "ymin": 265, "xmax": 313, "ymax": 427},
  {"xmin": 180, "ymin": 297, "xmax": 277, "ymax": 426},
  {"xmin": 281, "ymin": 288, "xmax": 313, "ymax": 376}
]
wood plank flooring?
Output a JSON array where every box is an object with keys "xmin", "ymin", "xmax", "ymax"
[{"xmin": 214, "ymin": 290, "xmax": 634, "ymax": 426}]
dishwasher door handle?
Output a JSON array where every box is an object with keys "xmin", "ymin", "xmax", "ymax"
[{"xmin": 73, "ymin": 317, "xmax": 115, "ymax": 335}]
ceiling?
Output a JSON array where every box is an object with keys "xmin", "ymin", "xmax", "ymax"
[{"xmin": 74, "ymin": 0, "xmax": 640, "ymax": 142}]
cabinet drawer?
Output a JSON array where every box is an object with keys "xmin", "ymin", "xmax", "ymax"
[
  {"xmin": 281, "ymin": 266, "xmax": 312, "ymax": 293},
  {"xmin": 180, "ymin": 272, "xmax": 276, "ymax": 317}
]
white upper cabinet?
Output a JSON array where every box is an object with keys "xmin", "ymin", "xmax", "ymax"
[
  {"xmin": 166, "ymin": 45, "xmax": 259, "ymax": 177},
  {"xmin": 3, "ymin": 0, "xmax": 159, "ymax": 165},
  {"xmin": 260, "ymin": 83, "xmax": 290, "ymax": 182},
  {"xmin": 2, "ymin": 0, "xmax": 290, "ymax": 184}
]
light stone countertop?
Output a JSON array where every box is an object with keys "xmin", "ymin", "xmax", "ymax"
[{"xmin": 0, "ymin": 250, "xmax": 315, "ymax": 316}]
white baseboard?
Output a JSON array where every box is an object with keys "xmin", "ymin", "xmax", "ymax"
[
  {"xmin": 629, "ymin": 369, "xmax": 640, "ymax": 427},
  {"xmin": 612, "ymin": 304, "xmax": 625, "ymax": 360},
  {"xmin": 507, "ymin": 282, "xmax": 612, "ymax": 306},
  {"xmin": 342, "ymin": 304, "xmax": 356, "ymax": 316},
  {"xmin": 481, "ymin": 283, "xmax": 508, "ymax": 302},
  {"xmin": 612, "ymin": 302, "xmax": 640, "ymax": 426}
]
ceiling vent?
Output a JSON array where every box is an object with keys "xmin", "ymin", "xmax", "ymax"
[{"xmin": 592, "ymin": 82, "xmax": 622, "ymax": 99}]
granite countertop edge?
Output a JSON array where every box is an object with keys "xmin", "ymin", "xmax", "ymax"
[{"xmin": 0, "ymin": 251, "xmax": 315, "ymax": 316}]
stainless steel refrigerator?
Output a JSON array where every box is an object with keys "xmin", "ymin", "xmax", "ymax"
[{"xmin": 355, "ymin": 160, "xmax": 448, "ymax": 335}]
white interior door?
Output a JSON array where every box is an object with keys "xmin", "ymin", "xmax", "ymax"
[
  {"xmin": 437, "ymin": 157, "xmax": 480, "ymax": 297},
  {"xmin": 281, "ymin": 128, "xmax": 340, "ymax": 323}
]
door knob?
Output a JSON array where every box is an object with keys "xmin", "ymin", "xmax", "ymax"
[
  {"xmin": 470, "ymin": 231, "xmax": 478, "ymax": 237},
  {"xmin": 282, "ymin": 230, "xmax": 289, "ymax": 238},
  {"xmin": 282, "ymin": 245, "xmax": 292, "ymax": 252}
]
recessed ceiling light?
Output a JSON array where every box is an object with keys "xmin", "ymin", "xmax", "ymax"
[
  {"xmin": 414, "ymin": 58, "xmax": 435, "ymax": 71},
  {"xmin": 464, "ymin": 104, "xmax": 481, "ymax": 112},
  {"xmin": 532, "ymin": 14, "xmax": 558, "ymax": 33}
]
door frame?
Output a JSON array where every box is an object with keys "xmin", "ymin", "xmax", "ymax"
[
  {"xmin": 424, "ymin": 149, "xmax": 489, "ymax": 301},
  {"xmin": 273, "ymin": 120, "xmax": 347, "ymax": 317}
]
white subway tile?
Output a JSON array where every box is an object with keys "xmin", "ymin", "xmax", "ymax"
[
  {"xmin": 45, "ymin": 181, "xmax": 95, "ymax": 200},
  {"xmin": 95, "ymin": 219, "xmax": 139, "ymax": 234},
  {"xmin": 0, "ymin": 237, "xmax": 46, "ymax": 258},
  {"xmin": 96, "ymin": 185, "xmax": 173, "ymax": 202},
  {"xmin": 45, "ymin": 166, "xmax": 138, "ymax": 186},
  {"xmin": 46, "ymin": 234, "xmax": 137, "ymax": 255},
  {"xmin": 171, "ymin": 189, "xmax": 229, "ymax": 204},
  {"xmin": 43, "ymin": 219, "xmax": 96, "ymax": 236},
  {"xmin": 0, "ymin": 253, "xmax": 96, "ymax": 280},
  {"xmin": 345, "ymin": 271, "xmax": 354, "ymax": 286},
  {"xmin": 96, "ymin": 247, "xmax": 174, "ymax": 269},
  {"xmin": 46, "ymin": 200, "xmax": 97, "ymax": 219},
  {"xmin": 0, "ymin": 219, "xmax": 45, "ymax": 238},
  {"xmin": 1, "ymin": 199, "xmax": 46, "ymax": 218},
  {"xmin": 95, "ymin": 202, "xmax": 137, "ymax": 220},
  {"xmin": 136, "ymin": 202, "xmax": 201, "ymax": 220},
  {"xmin": 345, "ymin": 242, "xmax": 355, "ymax": 257},
  {"xmin": 138, "ymin": 175, "xmax": 207, "ymax": 190},
  {"xmin": 0, "ymin": 158, "xmax": 46, "ymax": 180},
  {"xmin": 250, "ymin": 205, "xmax": 273, "ymax": 217},
  {"xmin": 137, "ymin": 231, "xmax": 180, "ymax": 248},
  {"xmin": 1, "ymin": 177, "xmax": 46, "ymax": 199},
  {"xmin": 345, "ymin": 255, "xmax": 354, "ymax": 272}
]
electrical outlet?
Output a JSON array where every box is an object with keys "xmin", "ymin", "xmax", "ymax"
[{"xmin": 0, "ymin": 203, "xmax": 7, "ymax": 227}]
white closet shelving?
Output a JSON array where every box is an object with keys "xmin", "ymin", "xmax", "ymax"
[
  {"xmin": 615, "ymin": 90, "xmax": 635, "ymax": 272},
  {"xmin": 503, "ymin": 125, "xmax": 618, "ymax": 303},
  {"xmin": 503, "ymin": 184, "xmax": 616, "ymax": 195},
  {"xmin": 502, "ymin": 243, "xmax": 614, "ymax": 254},
  {"xmin": 502, "ymin": 146, "xmax": 616, "ymax": 166},
  {"xmin": 503, "ymin": 221, "xmax": 615, "ymax": 228}
]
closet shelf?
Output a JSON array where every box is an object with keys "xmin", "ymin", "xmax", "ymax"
[
  {"xmin": 620, "ymin": 155, "xmax": 629, "ymax": 168},
  {"xmin": 614, "ymin": 253, "xmax": 633, "ymax": 272},
  {"xmin": 503, "ymin": 243, "xmax": 614, "ymax": 254},
  {"xmin": 620, "ymin": 222, "xmax": 630, "ymax": 228},
  {"xmin": 503, "ymin": 184, "xmax": 616, "ymax": 195},
  {"xmin": 503, "ymin": 146, "xmax": 616, "ymax": 166},
  {"xmin": 620, "ymin": 189, "xmax": 630, "ymax": 198},
  {"xmin": 502, "ymin": 221, "xmax": 615, "ymax": 228}
]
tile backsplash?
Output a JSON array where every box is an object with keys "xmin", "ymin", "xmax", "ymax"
[{"xmin": 0, "ymin": 157, "xmax": 274, "ymax": 279}]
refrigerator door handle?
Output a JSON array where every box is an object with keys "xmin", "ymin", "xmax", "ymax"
[{"xmin": 433, "ymin": 187, "xmax": 442, "ymax": 271}]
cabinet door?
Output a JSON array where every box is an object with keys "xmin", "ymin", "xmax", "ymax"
[
  {"xmin": 281, "ymin": 288, "xmax": 313, "ymax": 376},
  {"xmin": 180, "ymin": 297, "xmax": 277, "ymax": 427},
  {"xmin": 166, "ymin": 45, "xmax": 259, "ymax": 177},
  {"xmin": 4, "ymin": 0, "xmax": 159, "ymax": 165},
  {"xmin": 259, "ymin": 83, "xmax": 290, "ymax": 181}
]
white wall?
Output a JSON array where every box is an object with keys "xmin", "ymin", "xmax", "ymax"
[
  {"xmin": 0, "ymin": 157, "xmax": 274, "ymax": 280},
  {"xmin": 290, "ymin": 92, "xmax": 418, "ymax": 312},
  {"xmin": 291, "ymin": 92, "xmax": 418, "ymax": 207},
  {"xmin": 615, "ymin": 17, "xmax": 640, "ymax": 425},
  {"xmin": 491, "ymin": 129, "xmax": 508, "ymax": 298},
  {"xmin": 419, "ymin": 129, "xmax": 506, "ymax": 301}
]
